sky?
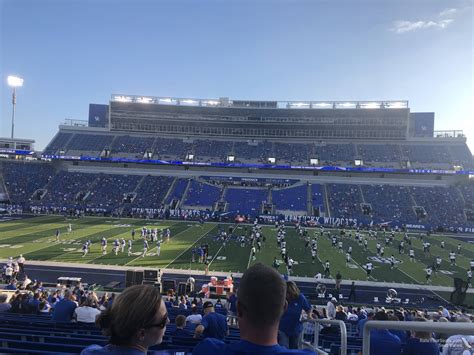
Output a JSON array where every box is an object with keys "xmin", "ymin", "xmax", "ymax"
[{"xmin": 1, "ymin": 0, "xmax": 473, "ymax": 151}]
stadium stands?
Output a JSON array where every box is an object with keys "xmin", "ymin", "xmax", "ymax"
[
  {"xmin": 3, "ymin": 160, "xmax": 474, "ymax": 228},
  {"xmin": 66, "ymin": 134, "xmax": 115, "ymax": 154},
  {"xmin": 183, "ymin": 180, "xmax": 222, "ymax": 208},
  {"xmin": 40, "ymin": 130, "xmax": 473, "ymax": 170},
  {"xmin": 40, "ymin": 171, "xmax": 97, "ymax": 208},
  {"xmin": 42, "ymin": 132, "xmax": 74, "ymax": 155},
  {"xmin": 225, "ymin": 187, "xmax": 268, "ymax": 216},
  {"xmin": 272, "ymin": 184, "xmax": 308, "ymax": 212},
  {"xmin": 360, "ymin": 184, "xmax": 415, "ymax": 222},
  {"xmin": 402, "ymin": 144, "xmax": 452, "ymax": 165},
  {"xmin": 316, "ymin": 144, "xmax": 356, "ymax": 164},
  {"xmin": 84, "ymin": 174, "xmax": 142, "ymax": 211},
  {"xmin": 131, "ymin": 175, "xmax": 174, "ymax": 209},
  {"xmin": 327, "ymin": 184, "xmax": 364, "ymax": 219},
  {"xmin": 274, "ymin": 142, "xmax": 313, "ymax": 164},
  {"xmin": 410, "ymin": 186, "xmax": 466, "ymax": 226},
  {"xmin": 2, "ymin": 162, "xmax": 55, "ymax": 207},
  {"xmin": 110, "ymin": 134, "xmax": 155, "ymax": 157},
  {"xmin": 166, "ymin": 178, "xmax": 189, "ymax": 205},
  {"xmin": 356, "ymin": 144, "xmax": 401, "ymax": 165}
]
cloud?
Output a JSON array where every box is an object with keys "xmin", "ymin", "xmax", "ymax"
[
  {"xmin": 439, "ymin": 8, "xmax": 457, "ymax": 18},
  {"xmin": 391, "ymin": 8, "xmax": 457, "ymax": 34}
]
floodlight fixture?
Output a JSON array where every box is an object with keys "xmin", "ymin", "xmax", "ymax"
[
  {"xmin": 310, "ymin": 158, "xmax": 319, "ymax": 166},
  {"xmin": 7, "ymin": 75, "xmax": 24, "ymax": 87},
  {"xmin": 136, "ymin": 97, "xmax": 153, "ymax": 103},
  {"xmin": 360, "ymin": 102, "xmax": 379, "ymax": 109},
  {"xmin": 186, "ymin": 153, "xmax": 194, "ymax": 160},
  {"xmin": 314, "ymin": 103, "xmax": 331, "ymax": 108},
  {"xmin": 182, "ymin": 99, "xmax": 197, "ymax": 105},
  {"xmin": 114, "ymin": 95, "xmax": 132, "ymax": 102},
  {"xmin": 7, "ymin": 75, "xmax": 24, "ymax": 139},
  {"xmin": 386, "ymin": 102, "xmax": 406, "ymax": 109},
  {"xmin": 339, "ymin": 102, "xmax": 355, "ymax": 108},
  {"xmin": 227, "ymin": 155, "xmax": 235, "ymax": 162},
  {"xmin": 268, "ymin": 157, "xmax": 276, "ymax": 164},
  {"xmin": 354, "ymin": 159, "xmax": 363, "ymax": 166}
]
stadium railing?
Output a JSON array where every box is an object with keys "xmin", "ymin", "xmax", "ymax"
[
  {"xmin": 362, "ymin": 320, "xmax": 474, "ymax": 355},
  {"xmin": 300, "ymin": 319, "xmax": 347, "ymax": 355}
]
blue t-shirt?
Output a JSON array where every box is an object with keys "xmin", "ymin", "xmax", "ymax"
[
  {"xmin": 279, "ymin": 293, "xmax": 311, "ymax": 336},
  {"xmin": 402, "ymin": 337, "xmax": 439, "ymax": 355},
  {"xmin": 171, "ymin": 328, "xmax": 192, "ymax": 338},
  {"xmin": 81, "ymin": 344, "xmax": 144, "ymax": 355},
  {"xmin": 193, "ymin": 338, "xmax": 315, "ymax": 354},
  {"xmin": 228, "ymin": 294, "xmax": 237, "ymax": 313},
  {"xmin": 201, "ymin": 311, "xmax": 228, "ymax": 340},
  {"xmin": 390, "ymin": 329, "xmax": 408, "ymax": 343},
  {"xmin": 357, "ymin": 317, "xmax": 369, "ymax": 336},
  {"xmin": 52, "ymin": 299, "xmax": 77, "ymax": 322},
  {"xmin": 370, "ymin": 329, "xmax": 401, "ymax": 355}
]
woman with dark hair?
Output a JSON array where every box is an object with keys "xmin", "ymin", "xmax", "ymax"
[
  {"xmin": 81, "ymin": 285, "xmax": 169, "ymax": 354},
  {"xmin": 278, "ymin": 281, "xmax": 313, "ymax": 349}
]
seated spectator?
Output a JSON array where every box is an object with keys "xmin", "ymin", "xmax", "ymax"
[
  {"xmin": 193, "ymin": 263, "xmax": 314, "ymax": 354},
  {"xmin": 172, "ymin": 315, "xmax": 192, "ymax": 338},
  {"xmin": 403, "ymin": 317, "xmax": 438, "ymax": 355},
  {"xmin": 194, "ymin": 301, "xmax": 228, "ymax": 340},
  {"xmin": 442, "ymin": 317, "xmax": 474, "ymax": 355},
  {"xmin": 335, "ymin": 305, "xmax": 347, "ymax": 321},
  {"xmin": 369, "ymin": 311, "xmax": 401, "ymax": 355},
  {"xmin": 279, "ymin": 281, "xmax": 313, "ymax": 349},
  {"xmin": 38, "ymin": 301, "xmax": 51, "ymax": 315},
  {"xmin": 28, "ymin": 292, "xmax": 41, "ymax": 314},
  {"xmin": 5, "ymin": 279, "xmax": 17, "ymax": 290},
  {"xmin": 0, "ymin": 293, "xmax": 11, "ymax": 312},
  {"xmin": 52, "ymin": 291, "xmax": 77, "ymax": 322},
  {"xmin": 387, "ymin": 314, "xmax": 408, "ymax": 344},
  {"xmin": 214, "ymin": 298, "xmax": 224, "ymax": 309},
  {"xmin": 358, "ymin": 310, "xmax": 374, "ymax": 336},
  {"xmin": 434, "ymin": 317, "xmax": 450, "ymax": 342},
  {"xmin": 178, "ymin": 295, "xmax": 188, "ymax": 310},
  {"xmin": 74, "ymin": 295, "xmax": 102, "ymax": 323},
  {"xmin": 186, "ymin": 305, "xmax": 202, "ymax": 325},
  {"xmin": 438, "ymin": 306, "xmax": 450, "ymax": 319},
  {"xmin": 81, "ymin": 285, "xmax": 169, "ymax": 355}
]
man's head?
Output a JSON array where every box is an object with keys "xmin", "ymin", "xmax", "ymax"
[
  {"xmin": 237, "ymin": 263, "xmax": 286, "ymax": 328},
  {"xmin": 175, "ymin": 314, "xmax": 186, "ymax": 329},
  {"xmin": 373, "ymin": 311, "xmax": 388, "ymax": 321},
  {"xmin": 202, "ymin": 301, "xmax": 214, "ymax": 315}
]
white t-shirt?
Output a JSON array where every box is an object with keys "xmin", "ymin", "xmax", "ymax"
[
  {"xmin": 442, "ymin": 335, "xmax": 474, "ymax": 355},
  {"xmin": 186, "ymin": 313, "xmax": 202, "ymax": 324},
  {"xmin": 74, "ymin": 306, "xmax": 101, "ymax": 323}
]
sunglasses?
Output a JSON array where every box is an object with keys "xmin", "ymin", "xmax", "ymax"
[{"xmin": 144, "ymin": 313, "xmax": 169, "ymax": 329}]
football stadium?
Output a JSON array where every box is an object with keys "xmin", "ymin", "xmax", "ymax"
[
  {"xmin": 1, "ymin": 1, "xmax": 473, "ymax": 354},
  {"xmin": 1, "ymin": 95, "xmax": 473, "ymax": 353}
]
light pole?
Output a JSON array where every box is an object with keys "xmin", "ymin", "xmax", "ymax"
[{"xmin": 7, "ymin": 75, "xmax": 24, "ymax": 139}]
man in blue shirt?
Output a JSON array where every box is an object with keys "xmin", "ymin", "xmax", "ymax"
[
  {"xmin": 194, "ymin": 301, "xmax": 228, "ymax": 340},
  {"xmin": 369, "ymin": 311, "xmax": 401, "ymax": 355},
  {"xmin": 193, "ymin": 263, "xmax": 314, "ymax": 354},
  {"xmin": 52, "ymin": 291, "xmax": 77, "ymax": 322},
  {"xmin": 358, "ymin": 311, "xmax": 374, "ymax": 337}
]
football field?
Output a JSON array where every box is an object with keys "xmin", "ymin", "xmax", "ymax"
[{"xmin": 0, "ymin": 215, "xmax": 473, "ymax": 287}]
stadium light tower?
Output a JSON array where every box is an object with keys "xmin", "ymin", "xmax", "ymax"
[{"xmin": 7, "ymin": 75, "xmax": 24, "ymax": 139}]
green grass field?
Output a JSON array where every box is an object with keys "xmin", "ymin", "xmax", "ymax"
[{"xmin": 0, "ymin": 215, "xmax": 473, "ymax": 287}]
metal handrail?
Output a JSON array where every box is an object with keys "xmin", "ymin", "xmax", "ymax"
[
  {"xmin": 300, "ymin": 319, "xmax": 347, "ymax": 355},
  {"xmin": 363, "ymin": 320, "xmax": 474, "ymax": 354}
]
